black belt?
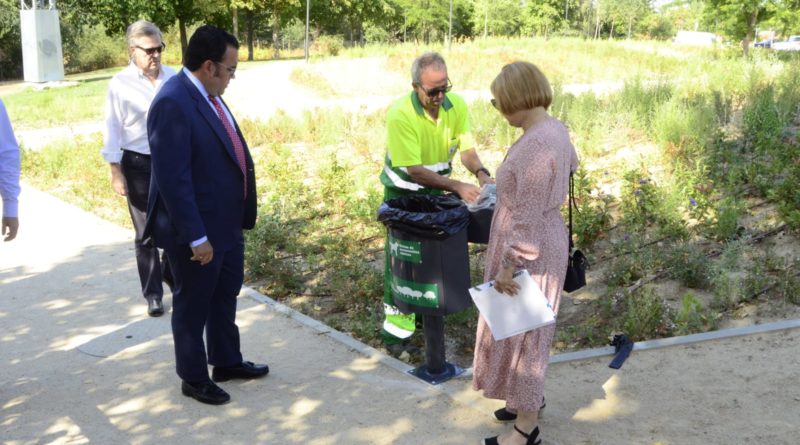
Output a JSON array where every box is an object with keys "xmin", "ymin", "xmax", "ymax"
[{"xmin": 121, "ymin": 149, "xmax": 151, "ymax": 158}]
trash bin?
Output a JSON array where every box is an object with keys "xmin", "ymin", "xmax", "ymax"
[
  {"xmin": 377, "ymin": 194, "xmax": 472, "ymax": 316},
  {"xmin": 466, "ymin": 184, "xmax": 495, "ymax": 244},
  {"xmin": 377, "ymin": 194, "xmax": 472, "ymax": 384}
]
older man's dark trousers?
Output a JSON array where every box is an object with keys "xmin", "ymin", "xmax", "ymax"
[{"xmin": 120, "ymin": 150, "xmax": 169, "ymax": 301}]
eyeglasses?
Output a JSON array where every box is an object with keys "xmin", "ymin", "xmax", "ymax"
[
  {"xmin": 135, "ymin": 43, "xmax": 165, "ymax": 56},
  {"xmin": 418, "ymin": 78, "xmax": 452, "ymax": 98},
  {"xmin": 214, "ymin": 61, "xmax": 237, "ymax": 76}
]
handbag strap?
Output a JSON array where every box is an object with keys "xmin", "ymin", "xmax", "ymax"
[{"xmin": 568, "ymin": 172, "xmax": 575, "ymax": 250}]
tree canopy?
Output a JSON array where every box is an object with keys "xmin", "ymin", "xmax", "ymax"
[{"xmin": 1, "ymin": 0, "xmax": 799, "ymax": 79}]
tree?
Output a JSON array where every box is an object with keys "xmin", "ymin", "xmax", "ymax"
[
  {"xmin": 66, "ymin": 0, "xmax": 228, "ymax": 54},
  {"xmin": 232, "ymin": 0, "xmax": 300, "ymax": 60},
  {"xmin": 705, "ymin": 0, "xmax": 775, "ymax": 55},
  {"xmin": 523, "ymin": 0, "xmax": 563, "ymax": 38},
  {"xmin": 473, "ymin": 0, "xmax": 524, "ymax": 37},
  {"xmin": 338, "ymin": 0, "xmax": 396, "ymax": 45},
  {"xmin": 397, "ymin": 0, "xmax": 450, "ymax": 43},
  {"xmin": 764, "ymin": 0, "xmax": 800, "ymax": 37},
  {"xmin": 606, "ymin": 0, "xmax": 650, "ymax": 38},
  {"xmin": 0, "ymin": 0, "xmax": 21, "ymax": 79}
]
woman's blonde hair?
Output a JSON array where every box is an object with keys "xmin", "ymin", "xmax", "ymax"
[{"xmin": 490, "ymin": 61, "xmax": 552, "ymax": 114}]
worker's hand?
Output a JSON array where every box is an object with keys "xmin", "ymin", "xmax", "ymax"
[
  {"xmin": 493, "ymin": 264, "xmax": 520, "ymax": 296},
  {"xmin": 190, "ymin": 241, "xmax": 214, "ymax": 265},
  {"xmin": 477, "ymin": 171, "xmax": 495, "ymax": 186},
  {"xmin": 453, "ymin": 182, "xmax": 480, "ymax": 203}
]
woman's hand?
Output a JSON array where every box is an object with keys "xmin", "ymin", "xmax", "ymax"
[{"xmin": 493, "ymin": 263, "xmax": 520, "ymax": 296}]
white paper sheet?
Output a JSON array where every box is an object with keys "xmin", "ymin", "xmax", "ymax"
[{"xmin": 469, "ymin": 270, "xmax": 556, "ymax": 341}]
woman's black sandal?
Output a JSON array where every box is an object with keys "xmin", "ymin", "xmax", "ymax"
[
  {"xmin": 492, "ymin": 398, "xmax": 546, "ymax": 423},
  {"xmin": 483, "ymin": 425, "xmax": 541, "ymax": 445}
]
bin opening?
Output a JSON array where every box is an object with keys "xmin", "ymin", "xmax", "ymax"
[{"xmin": 377, "ymin": 194, "xmax": 469, "ymax": 240}]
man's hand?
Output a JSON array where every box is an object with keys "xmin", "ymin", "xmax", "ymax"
[
  {"xmin": 493, "ymin": 263, "xmax": 520, "ymax": 296},
  {"xmin": 477, "ymin": 170, "xmax": 496, "ymax": 186},
  {"xmin": 110, "ymin": 163, "xmax": 127, "ymax": 196},
  {"xmin": 191, "ymin": 241, "xmax": 214, "ymax": 265},
  {"xmin": 452, "ymin": 181, "xmax": 481, "ymax": 203},
  {"xmin": 2, "ymin": 216, "xmax": 19, "ymax": 242}
]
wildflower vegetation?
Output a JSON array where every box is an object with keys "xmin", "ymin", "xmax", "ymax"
[{"xmin": 12, "ymin": 38, "xmax": 800, "ymax": 365}]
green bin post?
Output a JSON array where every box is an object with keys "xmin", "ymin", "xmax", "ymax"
[{"xmin": 388, "ymin": 226, "xmax": 471, "ymax": 384}]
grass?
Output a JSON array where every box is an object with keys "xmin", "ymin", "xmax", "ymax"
[
  {"xmin": 3, "ymin": 78, "xmax": 110, "ymax": 130},
  {"xmin": 14, "ymin": 37, "xmax": 800, "ymax": 361},
  {"xmin": 20, "ymin": 133, "xmax": 130, "ymax": 228}
]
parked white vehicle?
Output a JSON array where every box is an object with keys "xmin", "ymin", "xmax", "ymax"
[
  {"xmin": 772, "ymin": 35, "xmax": 800, "ymax": 51},
  {"xmin": 673, "ymin": 31, "xmax": 718, "ymax": 46}
]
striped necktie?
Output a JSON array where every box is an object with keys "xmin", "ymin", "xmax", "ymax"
[{"xmin": 208, "ymin": 95, "xmax": 247, "ymax": 197}]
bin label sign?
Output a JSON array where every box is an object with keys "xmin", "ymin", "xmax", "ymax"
[
  {"xmin": 388, "ymin": 236, "xmax": 422, "ymax": 264},
  {"xmin": 391, "ymin": 277, "xmax": 439, "ymax": 308}
]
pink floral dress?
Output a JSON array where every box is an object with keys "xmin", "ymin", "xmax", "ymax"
[{"xmin": 472, "ymin": 116, "xmax": 579, "ymax": 412}]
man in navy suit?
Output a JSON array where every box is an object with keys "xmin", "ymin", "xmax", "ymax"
[{"xmin": 145, "ymin": 25, "xmax": 267, "ymax": 405}]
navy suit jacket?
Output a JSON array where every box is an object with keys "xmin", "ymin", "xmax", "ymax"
[{"xmin": 144, "ymin": 71, "xmax": 257, "ymax": 252}]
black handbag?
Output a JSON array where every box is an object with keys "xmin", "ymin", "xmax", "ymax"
[{"xmin": 564, "ymin": 172, "xmax": 588, "ymax": 292}]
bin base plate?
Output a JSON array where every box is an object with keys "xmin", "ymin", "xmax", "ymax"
[{"xmin": 408, "ymin": 362, "xmax": 464, "ymax": 385}]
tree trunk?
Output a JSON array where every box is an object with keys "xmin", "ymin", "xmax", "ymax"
[
  {"xmin": 232, "ymin": 8, "xmax": 239, "ymax": 40},
  {"xmin": 484, "ymin": 10, "xmax": 488, "ymax": 38},
  {"xmin": 742, "ymin": 9, "xmax": 759, "ymax": 57},
  {"xmin": 247, "ymin": 10, "xmax": 254, "ymax": 61},
  {"xmin": 272, "ymin": 8, "xmax": 281, "ymax": 60},
  {"xmin": 628, "ymin": 16, "xmax": 632, "ymax": 38},
  {"xmin": 594, "ymin": 7, "xmax": 601, "ymax": 39},
  {"xmin": 179, "ymin": 19, "xmax": 188, "ymax": 63}
]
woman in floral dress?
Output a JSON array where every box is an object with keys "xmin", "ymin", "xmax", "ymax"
[{"xmin": 473, "ymin": 61, "xmax": 579, "ymax": 445}]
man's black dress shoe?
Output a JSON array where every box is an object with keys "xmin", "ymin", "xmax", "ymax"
[
  {"xmin": 212, "ymin": 361, "xmax": 269, "ymax": 382},
  {"xmin": 147, "ymin": 298, "xmax": 164, "ymax": 317},
  {"xmin": 181, "ymin": 380, "xmax": 230, "ymax": 405}
]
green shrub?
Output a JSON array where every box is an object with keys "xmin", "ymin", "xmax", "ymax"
[
  {"xmin": 666, "ymin": 243, "xmax": 710, "ymax": 289},
  {"xmin": 711, "ymin": 197, "xmax": 744, "ymax": 241},
  {"xmin": 650, "ymin": 95, "xmax": 715, "ymax": 162},
  {"xmin": 619, "ymin": 169, "xmax": 688, "ymax": 239},
  {"xmin": 742, "ymin": 84, "xmax": 784, "ymax": 155},
  {"xmin": 64, "ymin": 25, "xmax": 126, "ymax": 73},
  {"xmin": 603, "ymin": 238, "xmax": 655, "ymax": 288},
  {"xmin": 620, "ymin": 287, "xmax": 672, "ymax": 341},
  {"xmin": 571, "ymin": 168, "xmax": 614, "ymax": 248},
  {"xmin": 674, "ymin": 292, "xmax": 718, "ymax": 335},
  {"xmin": 313, "ymin": 35, "xmax": 344, "ymax": 57}
]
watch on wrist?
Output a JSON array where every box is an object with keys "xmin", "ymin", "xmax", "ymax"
[{"xmin": 475, "ymin": 167, "xmax": 491, "ymax": 178}]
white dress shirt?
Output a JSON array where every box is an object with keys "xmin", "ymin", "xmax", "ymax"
[
  {"xmin": 182, "ymin": 67, "xmax": 236, "ymax": 127},
  {"xmin": 101, "ymin": 62, "xmax": 176, "ymax": 163},
  {"xmin": 0, "ymin": 99, "xmax": 20, "ymax": 218}
]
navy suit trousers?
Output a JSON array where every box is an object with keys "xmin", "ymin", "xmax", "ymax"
[{"xmin": 166, "ymin": 241, "xmax": 245, "ymax": 383}]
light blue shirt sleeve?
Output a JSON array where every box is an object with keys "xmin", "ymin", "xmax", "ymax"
[{"xmin": 0, "ymin": 99, "xmax": 20, "ymax": 218}]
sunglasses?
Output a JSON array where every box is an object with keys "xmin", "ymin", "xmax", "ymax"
[
  {"xmin": 491, "ymin": 98, "xmax": 498, "ymax": 109},
  {"xmin": 418, "ymin": 78, "xmax": 452, "ymax": 98},
  {"xmin": 135, "ymin": 43, "xmax": 165, "ymax": 55}
]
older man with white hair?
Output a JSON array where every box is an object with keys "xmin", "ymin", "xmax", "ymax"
[{"xmin": 101, "ymin": 20, "xmax": 176, "ymax": 316}]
